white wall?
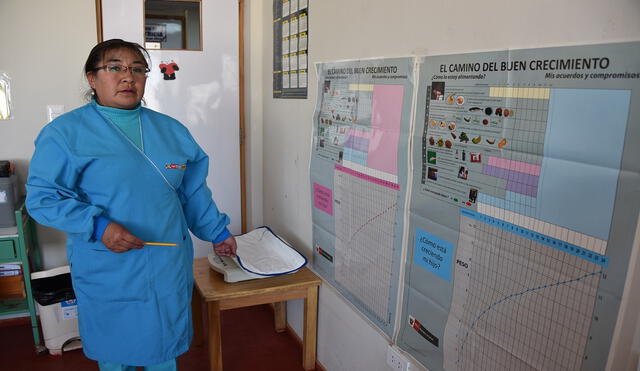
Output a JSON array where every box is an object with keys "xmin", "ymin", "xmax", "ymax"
[
  {"xmin": 244, "ymin": 0, "xmax": 640, "ymax": 370},
  {"xmin": 0, "ymin": 0, "xmax": 97, "ymax": 269}
]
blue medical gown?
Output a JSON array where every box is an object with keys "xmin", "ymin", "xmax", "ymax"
[{"xmin": 26, "ymin": 103, "xmax": 230, "ymax": 365}]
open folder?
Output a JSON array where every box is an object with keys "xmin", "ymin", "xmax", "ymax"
[{"xmin": 207, "ymin": 226, "xmax": 307, "ymax": 283}]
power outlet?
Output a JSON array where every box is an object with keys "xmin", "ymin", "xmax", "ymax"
[{"xmin": 386, "ymin": 345, "xmax": 410, "ymax": 371}]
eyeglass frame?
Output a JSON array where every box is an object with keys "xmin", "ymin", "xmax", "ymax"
[{"xmin": 91, "ymin": 64, "xmax": 151, "ymax": 77}]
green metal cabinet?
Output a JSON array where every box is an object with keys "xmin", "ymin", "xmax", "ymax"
[{"xmin": 0, "ymin": 197, "xmax": 44, "ymax": 353}]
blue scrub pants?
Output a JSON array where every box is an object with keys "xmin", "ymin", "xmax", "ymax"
[{"xmin": 98, "ymin": 359, "xmax": 176, "ymax": 371}]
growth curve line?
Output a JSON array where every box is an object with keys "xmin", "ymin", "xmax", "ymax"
[
  {"xmin": 456, "ymin": 269, "xmax": 603, "ymax": 365},
  {"xmin": 343, "ymin": 202, "xmax": 398, "ymax": 244}
]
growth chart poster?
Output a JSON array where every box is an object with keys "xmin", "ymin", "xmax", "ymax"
[
  {"xmin": 310, "ymin": 57, "xmax": 415, "ymax": 336},
  {"xmin": 398, "ymin": 42, "xmax": 640, "ymax": 371}
]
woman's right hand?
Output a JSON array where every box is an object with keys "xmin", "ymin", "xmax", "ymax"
[{"xmin": 101, "ymin": 222, "xmax": 144, "ymax": 253}]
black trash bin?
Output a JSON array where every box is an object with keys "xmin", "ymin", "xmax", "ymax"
[{"xmin": 31, "ymin": 271, "xmax": 75, "ymax": 306}]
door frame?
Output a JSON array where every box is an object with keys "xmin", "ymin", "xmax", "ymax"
[{"xmin": 94, "ymin": 0, "xmax": 247, "ymax": 233}]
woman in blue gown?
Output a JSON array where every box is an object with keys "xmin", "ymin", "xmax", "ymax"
[{"xmin": 26, "ymin": 39, "xmax": 237, "ymax": 370}]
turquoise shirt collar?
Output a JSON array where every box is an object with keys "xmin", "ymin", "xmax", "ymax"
[{"xmin": 91, "ymin": 98, "xmax": 142, "ymax": 116}]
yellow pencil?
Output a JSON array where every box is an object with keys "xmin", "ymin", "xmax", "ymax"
[{"xmin": 144, "ymin": 242, "xmax": 178, "ymax": 246}]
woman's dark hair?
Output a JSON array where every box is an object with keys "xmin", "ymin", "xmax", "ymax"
[
  {"xmin": 84, "ymin": 39, "xmax": 150, "ymax": 74},
  {"xmin": 83, "ymin": 39, "xmax": 151, "ymax": 99}
]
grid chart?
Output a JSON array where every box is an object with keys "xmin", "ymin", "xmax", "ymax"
[
  {"xmin": 420, "ymin": 86, "xmax": 560, "ymax": 226},
  {"xmin": 478, "ymin": 203, "xmax": 608, "ymax": 255},
  {"xmin": 477, "ymin": 86, "xmax": 608, "ymax": 255},
  {"xmin": 333, "ymin": 165, "xmax": 399, "ymax": 323},
  {"xmin": 478, "ymin": 86, "xmax": 548, "ymax": 220},
  {"xmin": 443, "ymin": 211, "xmax": 602, "ymax": 371},
  {"xmin": 489, "ymin": 86, "xmax": 549, "ymax": 160}
]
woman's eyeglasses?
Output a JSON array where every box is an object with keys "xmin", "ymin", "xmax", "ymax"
[{"xmin": 93, "ymin": 64, "xmax": 150, "ymax": 77}]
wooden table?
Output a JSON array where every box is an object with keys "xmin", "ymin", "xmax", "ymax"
[{"xmin": 192, "ymin": 257, "xmax": 321, "ymax": 371}]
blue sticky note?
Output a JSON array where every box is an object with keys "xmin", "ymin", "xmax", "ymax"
[{"xmin": 414, "ymin": 229, "xmax": 453, "ymax": 281}]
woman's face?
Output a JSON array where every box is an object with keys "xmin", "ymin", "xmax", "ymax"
[{"xmin": 87, "ymin": 48, "xmax": 147, "ymax": 109}]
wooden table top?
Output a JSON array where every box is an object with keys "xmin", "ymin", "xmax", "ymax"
[{"xmin": 193, "ymin": 257, "xmax": 321, "ymax": 302}]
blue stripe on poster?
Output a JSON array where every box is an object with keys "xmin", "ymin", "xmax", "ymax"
[{"xmin": 460, "ymin": 208, "xmax": 608, "ymax": 267}]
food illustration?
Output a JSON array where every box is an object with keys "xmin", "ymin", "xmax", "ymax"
[
  {"xmin": 486, "ymin": 138, "xmax": 496, "ymax": 145},
  {"xmin": 456, "ymin": 96, "xmax": 465, "ymax": 105},
  {"xmin": 459, "ymin": 132, "xmax": 469, "ymax": 143},
  {"xmin": 485, "ymin": 107, "xmax": 493, "ymax": 115},
  {"xmin": 504, "ymin": 108, "xmax": 511, "ymax": 117},
  {"xmin": 463, "ymin": 117, "xmax": 471, "ymax": 122},
  {"xmin": 472, "ymin": 135, "xmax": 482, "ymax": 144},
  {"xmin": 498, "ymin": 138, "xmax": 507, "ymax": 149},
  {"xmin": 429, "ymin": 136, "xmax": 435, "ymax": 145},
  {"xmin": 495, "ymin": 107, "xmax": 503, "ymax": 116},
  {"xmin": 482, "ymin": 119, "xmax": 489, "ymax": 125},
  {"xmin": 451, "ymin": 132, "xmax": 457, "ymax": 139},
  {"xmin": 430, "ymin": 120, "xmax": 437, "ymax": 127},
  {"xmin": 448, "ymin": 122, "xmax": 457, "ymax": 131},
  {"xmin": 445, "ymin": 139, "xmax": 452, "ymax": 149},
  {"xmin": 437, "ymin": 138, "xmax": 444, "ymax": 147},
  {"xmin": 440, "ymin": 121, "xmax": 447, "ymax": 128},
  {"xmin": 446, "ymin": 94, "xmax": 455, "ymax": 104},
  {"xmin": 469, "ymin": 107, "xmax": 482, "ymax": 112}
]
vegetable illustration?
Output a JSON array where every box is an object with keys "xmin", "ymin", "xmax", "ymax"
[
  {"xmin": 498, "ymin": 138, "xmax": 508, "ymax": 149},
  {"xmin": 459, "ymin": 132, "xmax": 469, "ymax": 143},
  {"xmin": 472, "ymin": 135, "xmax": 482, "ymax": 144}
]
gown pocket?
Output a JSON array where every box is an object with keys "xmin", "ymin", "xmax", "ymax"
[{"xmin": 71, "ymin": 243, "xmax": 150, "ymax": 303}]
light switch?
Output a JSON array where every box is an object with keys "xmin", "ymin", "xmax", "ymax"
[{"xmin": 47, "ymin": 104, "xmax": 64, "ymax": 122}]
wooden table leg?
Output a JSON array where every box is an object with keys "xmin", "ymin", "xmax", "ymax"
[
  {"xmin": 303, "ymin": 286, "xmax": 318, "ymax": 370},
  {"xmin": 209, "ymin": 301, "xmax": 223, "ymax": 371},
  {"xmin": 274, "ymin": 301, "xmax": 287, "ymax": 332},
  {"xmin": 192, "ymin": 286, "xmax": 204, "ymax": 346}
]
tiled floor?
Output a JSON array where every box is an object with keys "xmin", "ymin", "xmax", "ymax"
[{"xmin": 0, "ymin": 304, "xmax": 312, "ymax": 371}]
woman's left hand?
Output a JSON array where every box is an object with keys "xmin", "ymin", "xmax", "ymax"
[{"xmin": 213, "ymin": 236, "xmax": 237, "ymax": 257}]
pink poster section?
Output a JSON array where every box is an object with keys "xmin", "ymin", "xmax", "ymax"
[
  {"xmin": 347, "ymin": 85, "xmax": 404, "ymax": 176},
  {"xmin": 313, "ymin": 183, "xmax": 333, "ymax": 215}
]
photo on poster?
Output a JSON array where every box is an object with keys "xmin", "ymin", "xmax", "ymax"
[{"xmin": 431, "ymin": 81, "xmax": 445, "ymax": 100}]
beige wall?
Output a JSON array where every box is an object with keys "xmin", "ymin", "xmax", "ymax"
[
  {"xmin": 244, "ymin": 0, "xmax": 640, "ymax": 370},
  {"xmin": 0, "ymin": 0, "xmax": 97, "ymax": 269}
]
